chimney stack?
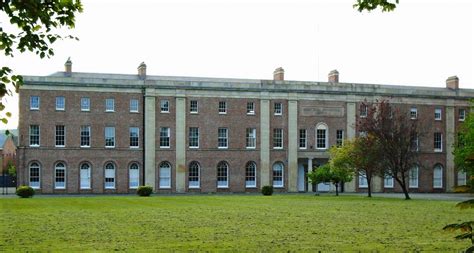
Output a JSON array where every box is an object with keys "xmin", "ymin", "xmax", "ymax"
[
  {"xmin": 138, "ymin": 62, "xmax": 147, "ymax": 80},
  {"xmin": 328, "ymin": 69, "xmax": 339, "ymax": 83},
  {"xmin": 273, "ymin": 67, "xmax": 284, "ymax": 81},
  {"xmin": 446, "ymin": 76, "xmax": 459, "ymax": 90},
  {"xmin": 64, "ymin": 57, "xmax": 72, "ymax": 77}
]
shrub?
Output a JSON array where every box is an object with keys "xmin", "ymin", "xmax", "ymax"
[
  {"xmin": 261, "ymin": 185, "xmax": 273, "ymax": 196},
  {"xmin": 137, "ymin": 185, "xmax": 153, "ymax": 197},
  {"xmin": 453, "ymin": 185, "xmax": 471, "ymax": 193},
  {"xmin": 16, "ymin": 186, "xmax": 35, "ymax": 198}
]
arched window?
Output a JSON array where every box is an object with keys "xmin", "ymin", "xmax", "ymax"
[
  {"xmin": 54, "ymin": 162, "xmax": 66, "ymax": 189},
  {"xmin": 159, "ymin": 162, "xmax": 171, "ymax": 189},
  {"xmin": 272, "ymin": 162, "xmax": 284, "ymax": 187},
  {"xmin": 189, "ymin": 161, "xmax": 200, "ymax": 189},
  {"xmin": 104, "ymin": 163, "xmax": 115, "ymax": 189},
  {"xmin": 457, "ymin": 170, "xmax": 467, "ymax": 186},
  {"xmin": 245, "ymin": 162, "xmax": 257, "ymax": 188},
  {"xmin": 433, "ymin": 164, "xmax": 443, "ymax": 188},
  {"xmin": 217, "ymin": 161, "xmax": 229, "ymax": 188},
  {"xmin": 80, "ymin": 163, "xmax": 91, "ymax": 189},
  {"xmin": 315, "ymin": 123, "xmax": 328, "ymax": 149},
  {"xmin": 129, "ymin": 163, "xmax": 139, "ymax": 189},
  {"xmin": 29, "ymin": 162, "xmax": 40, "ymax": 189},
  {"xmin": 409, "ymin": 165, "xmax": 419, "ymax": 188}
]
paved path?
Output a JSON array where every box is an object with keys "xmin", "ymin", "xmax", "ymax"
[{"xmin": 337, "ymin": 192, "xmax": 473, "ymax": 201}]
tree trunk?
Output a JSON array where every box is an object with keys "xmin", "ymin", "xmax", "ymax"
[
  {"xmin": 367, "ymin": 174, "xmax": 372, "ymax": 198},
  {"xmin": 335, "ymin": 182, "xmax": 339, "ymax": 196},
  {"xmin": 395, "ymin": 174, "xmax": 411, "ymax": 200}
]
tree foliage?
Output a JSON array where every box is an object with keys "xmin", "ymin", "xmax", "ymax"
[
  {"xmin": 444, "ymin": 199, "xmax": 474, "ymax": 252},
  {"xmin": 454, "ymin": 102, "xmax": 474, "ymax": 189},
  {"xmin": 308, "ymin": 154, "xmax": 353, "ymax": 196},
  {"xmin": 0, "ymin": 0, "xmax": 83, "ymax": 125},
  {"xmin": 354, "ymin": 0, "xmax": 399, "ymax": 12}
]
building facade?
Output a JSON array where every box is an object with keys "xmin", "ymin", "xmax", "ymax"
[{"xmin": 17, "ymin": 61, "xmax": 473, "ymax": 194}]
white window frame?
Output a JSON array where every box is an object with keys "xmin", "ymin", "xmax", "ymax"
[
  {"xmin": 29, "ymin": 163, "xmax": 40, "ymax": 189},
  {"xmin": 104, "ymin": 163, "xmax": 116, "ymax": 189},
  {"xmin": 245, "ymin": 162, "xmax": 257, "ymax": 188},
  {"xmin": 246, "ymin": 128, "xmax": 256, "ymax": 149},
  {"xmin": 358, "ymin": 172, "xmax": 368, "ymax": 188},
  {"xmin": 129, "ymin": 127, "xmax": 139, "ymax": 148},
  {"xmin": 189, "ymin": 127, "xmax": 199, "ymax": 148},
  {"xmin": 274, "ymin": 102, "xmax": 282, "ymax": 116},
  {"xmin": 29, "ymin": 125, "xmax": 40, "ymax": 147},
  {"xmin": 130, "ymin": 99, "xmax": 139, "ymax": 113},
  {"xmin": 30, "ymin": 96, "xmax": 40, "ymax": 110},
  {"xmin": 360, "ymin": 104, "xmax": 368, "ymax": 118},
  {"xmin": 457, "ymin": 170, "xmax": 467, "ymax": 186},
  {"xmin": 105, "ymin": 127, "xmax": 115, "ymax": 148},
  {"xmin": 411, "ymin": 135, "xmax": 419, "ymax": 152},
  {"xmin": 217, "ymin": 161, "xmax": 229, "ymax": 188},
  {"xmin": 55, "ymin": 125, "xmax": 66, "ymax": 147},
  {"xmin": 80, "ymin": 125, "xmax": 91, "ymax": 148},
  {"xmin": 160, "ymin": 100, "xmax": 169, "ymax": 113},
  {"xmin": 272, "ymin": 162, "xmax": 284, "ymax": 188},
  {"xmin": 129, "ymin": 163, "xmax": 140, "ymax": 189},
  {"xmin": 190, "ymin": 100, "xmax": 198, "ymax": 114},
  {"xmin": 246, "ymin": 102, "xmax": 255, "ymax": 115},
  {"xmin": 105, "ymin": 98, "xmax": 115, "ymax": 112},
  {"xmin": 315, "ymin": 123, "xmax": 328, "ymax": 150},
  {"xmin": 160, "ymin": 127, "xmax": 170, "ymax": 148},
  {"xmin": 434, "ymin": 108, "xmax": 442, "ymax": 121},
  {"xmin": 54, "ymin": 162, "xmax": 66, "ymax": 189},
  {"xmin": 299, "ymin": 129, "xmax": 307, "ymax": 149},
  {"xmin": 55, "ymin": 96, "xmax": 65, "ymax": 111},
  {"xmin": 273, "ymin": 128, "xmax": 283, "ymax": 149},
  {"xmin": 384, "ymin": 174, "xmax": 394, "ymax": 188},
  {"xmin": 410, "ymin": 107, "xmax": 418, "ymax": 120},
  {"xmin": 218, "ymin": 128, "xmax": 228, "ymax": 149},
  {"xmin": 188, "ymin": 162, "xmax": 200, "ymax": 188},
  {"xmin": 434, "ymin": 132, "xmax": 443, "ymax": 152},
  {"xmin": 218, "ymin": 101, "xmax": 227, "ymax": 114},
  {"xmin": 81, "ymin": 97, "xmax": 90, "ymax": 112},
  {"xmin": 459, "ymin": 109, "xmax": 466, "ymax": 121},
  {"xmin": 159, "ymin": 162, "xmax": 171, "ymax": 189},
  {"xmin": 409, "ymin": 166, "xmax": 419, "ymax": 188},
  {"xmin": 80, "ymin": 163, "xmax": 91, "ymax": 189},
  {"xmin": 433, "ymin": 165, "xmax": 443, "ymax": 189},
  {"xmin": 336, "ymin": 129, "xmax": 344, "ymax": 147}
]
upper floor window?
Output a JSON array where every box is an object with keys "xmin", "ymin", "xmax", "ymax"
[
  {"xmin": 30, "ymin": 96, "xmax": 40, "ymax": 110},
  {"xmin": 218, "ymin": 101, "xmax": 227, "ymax": 114},
  {"xmin": 190, "ymin": 100, "xmax": 198, "ymax": 113},
  {"xmin": 160, "ymin": 100, "xmax": 169, "ymax": 113},
  {"xmin": 130, "ymin": 99, "xmax": 139, "ymax": 113},
  {"xmin": 434, "ymin": 132, "xmax": 442, "ymax": 152},
  {"xmin": 55, "ymin": 96, "xmax": 65, "ymax": 111},
  {"xmin": 434, "ymin": 108, "xmax": 442, "ymax": 121},
  {"xmin": 316, "ymin": 123, "xmax": 328, "ymax": 149},
  {"xmin": 336, "ymin": 130, "xmax": 344, "ymax": 147},
  {"xmin": 29, "ymin": 125, "xmax": 40, "ymax": 147},
  {"xmin": 218, "ymin": 128, "xmax": 228, "ymax": 148},
  {"xmin": 189, "ymin": 127, "xmax": 199, "ymax": 148},
  {"xmin": 247, "ymin": 102, "xmax": 255, "ymax": 115},
  {"xmin": 55, "ymin": 125, "xmax": 65, "ymax": 147},
  {"xmin": 80, "ymin": 125, "xmax": 91, "ymax": 147},
  {"xmin": 106, "ymin": 98, "xmax": 115, "ymax": 112},
  {"xmin": 360, "ymin": 104, "xmax": 368, "ymax": 118},
  {"xmin": 410, "ymin": 107, "xmax": 417, "ymax": 119},
  {"xmin": 274, "ymin": 102, "xmax": 282, "ymax": 115},
  {"xmin": 129, "ymin": 127, "xmax": 139, "ymax": 148},
  {"xmin": 411, "ymin": 134, "xmax": 419, "ymax": 152},
  {"xmin": 81, "ymin": 97, "xmax": 90, "ymax": 111},
  {"xmin": 160, "ymin": 127, "xmax": 170, "ymax": 148},
  {"xmin": 246, "ymin": 128, "xmax": 256, "ymax": 149},
  {"xmin": 459, "ymin": 109, "xmax": 466, "ymax": 121},
  {"xmin": 299, "ymin": 129, "xmax": 307, "ymax": 149},
  {"xmin": 273, "ymin": 128, "xmax": 283, "ymax": 149},
  {"xmin": 105, "ymin": 127, "xmax": 115, "ymax": 148}
]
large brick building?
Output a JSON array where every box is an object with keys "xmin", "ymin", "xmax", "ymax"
[{"xmin": 17, "ymin": 60, "xmax": 473, "ymax": 194}]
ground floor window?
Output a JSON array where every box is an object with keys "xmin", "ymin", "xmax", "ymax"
[
  {"xmin": 189, "ymin": 162, "xmax": 200, "ymax": 188},
  {"xmin": 54, "ymin": 162, "xmax": 66, "ymax": 189},
  {"xmin": 129, "ymin": 163, "xmax": 139, "ymax": 189},
  {"xmin": 159, "ymin": 162, "xmax": 171, "ymax": 189},
  {"xmin": 245, "ymin": 162, "xmax": 256, "ymax": 188},
  {"xmin": 272, "ymin": 162, "xmax": 284, "ymax": 187},
  {"xmin": 80, "ymin": 163, "xmax": 91, "ymax": 189},
  {"xmin": 217, "ymin": 161, "xmax": 229, "ymax": 188},
  {"xmin": 409, "ymin": 166, "xmax": 419, "ymax": 188},
  {"xmin": 457, "ymin": 170, "xmax": 467, "ymax": 186},
  {"xmin": 433, "ymin": 165, "xmax": 443, "ymax": 188},
  {"xmin": 105, "ymin": 163, "xmax": 115, "ymax": 189},
  {"xmin": 358, "ymin": 172, "xmax": 368, "ymax": 188},
  {"xmin": 384, "ymin": 174, "xmax": 394, "ymax": 188},
  {"xmin": 29, "ymin": 162, "xmax": 40, "ymax": 189}
]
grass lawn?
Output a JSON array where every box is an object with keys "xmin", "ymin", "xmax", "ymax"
[{"xmin": 1, "ymin": 194, "xmax": 472, "ymax": 252}]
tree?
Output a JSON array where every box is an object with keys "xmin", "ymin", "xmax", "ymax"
[
  {"xmin": 353, "ymin": 0, "xmax": 399, "ymax": 12},
  {"xmin": 454, "ymin": 102, "xmax": 474, "ymax": 189},
  {"xmin": 358, "ymin": 100, "xmax": 424, "ymax": 200},
  {"xmin": 308, "ymin": 161, "xmax": 353, "ymax": 197},
  {"xmin": 331, "ymin": 136, "xmax": 382, "ymax": 197},
  {"xmin": 0, "ymin": 0, "xmax": 83, "ymax": 128},
  {"xmin": 443, "ymin": 200, "xmax": 474, "ymax": 252}
]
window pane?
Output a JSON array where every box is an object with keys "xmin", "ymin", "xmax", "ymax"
[
  {"xmin": 218, "ymin": 101, "xmax": 227, "ymax": 113},
  {"xmin": 81, "ymin": 126, "xmax": 91, "ymax": 147},
  {"xmin": 190, "ymin": 100, "xmax": 198, "ymax": 113},
  {"xmin": 105, "ymin": 163, "xmax": 115, "ymax": 189},
  {"xmin": 160, "ymin": 100, "xmax": 169, "ymax": 112},
  {"xmin": 80, "ymin": 163, "xmax": 91, "ymax": 189},
  {"xmin": 129, "ymin": 163, "xmax": 139, "ymax": 189},
  {"xmin": 272, "ymin": 162, "xmax": 284, "ymax": 187},
  {"xmin": 189, "ymin": 162, "xmax": 200, "ymax": 188},
  {"xmin": 433, "ymin": 165, "xmax": 443, "ymax": 188},
  {"xmin": 54, "ymin": 163, "xmax": 66, "ymax": 189},
  {"xmin": 299, "ymin": 129, "xmax": 306, "ymax": 149},
  {"xmin": 273, "ymin": 128, "xmax": 283, "ymax": 148},
  {"xmin": 245, "ymin": 162, "xmax": 256, "ymax": 187},
  {"xmin": 130, "ymin": 99, "xmax": 139, "ymax": 112},
  {"xmin": 246, "ymin": 102, "xmax": 255, "ymax": 114},
  {"xmin": 30, "ymin": 125, "xmax": 40, "ymax": 146},
  {"xmin": 189, "ymin": 127, "xmax": 199, "ymax": 148},
  {"xmin": 55, "ymin": 125, "xmax": 65, "ymax": 147},
  {"xmin": 106, "ymin": 98, "xmax": 115, "ymax": 112},
  {"xmin": 218, "ymin": 128, "xmax": 228, "ymax": 148},
  {"xmin": 217, "ymin": 162, "xmax": 228, "ymax": 187},
  {"xmin": 159, "ymin": 162, "xmax": 171, "ymax": 188},
  {"xmin": 56, "ymin": 96, "xmax": 65, "ymax": 110},
  {"xmin": 29, "ymin": 163, "xmax": 40, "ymax": 188},
  {"xmin": 105, "ymin": 127, "xmax": 115, "ymax": 147},
  {"xmin": 130, "ymin": 127, "xmax": 139, "ymax": 148},
  {"xmin": 160, "ymin": 127, "xmax": 170, "ymax": 148},
  {"xmin": 30, "ymin": 96, "xmax": 40, "ymax": 110},
  {"xmin": 246, "ymin": 128, "xmax": 256, "ymax": 148},
  {"xmin": 81, "ymin": 97, "xmax": 90, "ymax": 111}
]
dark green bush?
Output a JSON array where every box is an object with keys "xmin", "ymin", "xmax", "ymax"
[
  {"xmin": 261, "ymin": 185, "xmax": 273, "ymax": 196},
  {"xmin": 137, "ymin": 185, "xmax": 153, "ymax": 197},
  {"xmin": 16, "ymin": 186, "xmax": 35, "ymax": 198}
]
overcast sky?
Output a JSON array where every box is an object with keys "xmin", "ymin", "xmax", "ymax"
[{"xmin": 1, "ymin": 0, "xmax": 473, "ymax": 129}]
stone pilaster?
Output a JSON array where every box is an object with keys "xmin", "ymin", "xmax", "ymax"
[
  {"xmin": 288, "ymin": 98, "xmax": 298, "ymax": 192},
  {"xmin": 307, "ymin": 158, "xmax": 313, "ymax": 192},
  {"xmin": 344, "ymin": 102, "xmax": 357, "ymax": 192},
  {"xmin": 446, "ymin": 105, "xmax": 455, "ymax": 192},
  {"xmin": 175, "ymin": 97, "xmax": 186, "ymax": 193},
  {"xmin": 144, "ymin": 88, "xmax": 156, "ymax": 188},
  {"xmin": 260, "ymin": 99, "xmax": 270, "ymax": 187}
]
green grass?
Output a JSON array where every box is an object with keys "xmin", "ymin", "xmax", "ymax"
[{"xmin": 0, "ymin": 194, "xmax": 472, "ymax": 252}]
